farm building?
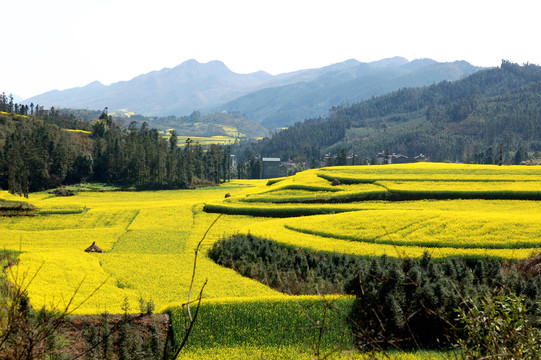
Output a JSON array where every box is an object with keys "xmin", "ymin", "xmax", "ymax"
[{"xmin": 262, "ymin": 157, "xmax": 281, "ymax": 178}]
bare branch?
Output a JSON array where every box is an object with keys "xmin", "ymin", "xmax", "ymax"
[
  {"xmin": 173, "ymin": 279, "xmax": 207, "ymax": 359},
  {"xmin": 187, "ymin": 213, "xmax": 222, "ymax": 321}
]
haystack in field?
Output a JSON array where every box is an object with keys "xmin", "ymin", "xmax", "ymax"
[{"xmin": 85, "ymin": 241, "xmax": 103, "ymax": 253}]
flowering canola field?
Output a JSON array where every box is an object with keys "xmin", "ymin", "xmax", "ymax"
[
  {"xmin": 1, "ymin": 163, "xmax": 540, "ymax": 358},
  {"xmin": 0, "ymin": 182, "xmax": 280, "ymax": 314},
  {"xmin": 208, "ymin": 163, "xmax": 541, "ymax": 260}
]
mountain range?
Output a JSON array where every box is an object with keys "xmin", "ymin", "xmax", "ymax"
[{"xmin": 24, "ymin": 57, "xmax": 482, "ymax": 129}]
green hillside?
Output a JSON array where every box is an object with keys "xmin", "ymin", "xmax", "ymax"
[
  {"xmin": 239, "ymin": 61, "xmax": 541, "ymax": 165},
  {"xmin": 138, "ymin": 110, "xmax": 269, "ymax": 139}
]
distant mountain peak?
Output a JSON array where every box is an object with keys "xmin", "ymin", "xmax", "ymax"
[
  {"xmin": 175, "ymin": 58, "xmax": 228, "ymax": 70},
  {"xmin": 370, "ymin": 56, "xmax": 410, "ymax": 68},
  {"xmin": 340, "ymin": 59, "xmax": 362, "ymax": 66},
  {"xmin": 86, "ymin": 80, "xmax": 105, "ymax": 88}
]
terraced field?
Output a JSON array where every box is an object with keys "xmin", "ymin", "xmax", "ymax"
[{"xmin": 206, "ymin": 163, "xmax": 541, "ymax": 259}]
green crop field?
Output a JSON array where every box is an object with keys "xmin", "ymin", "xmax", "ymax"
[{"xmin": 1, "ymin": 162, "xmax": 540, "ymax": 358}]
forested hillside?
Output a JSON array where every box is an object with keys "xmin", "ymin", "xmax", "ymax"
[
  {"xmin": 0, "ymin": 103, "xmax": 232, "ymax": 197},
  {"xmin": 128, "ymin": 110, "xmax": 269, "ymax": 138},
  {"xmin": 48, "ymin": 107, "xmax": 268, "ymax": 139},
  {"xmin": 237, "ymin": 61, "xmax": 541, "ymax": 166}
]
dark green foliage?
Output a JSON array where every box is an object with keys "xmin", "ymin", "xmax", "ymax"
[
  {"xmin": 83, "ymin": 323, "xmax": 99, "ymax": 359},
  {"xmin": 81, "ymin": 313, "xmax": 165, "ymax": 360},
  {"xmin": 345, "ymin": 253, "xmax": 541, "ymax": 351},
  {"xmin": 117, "ymin": 322, "xmax": 134, "ymax": 360},
  {"xmin": 0, "ymin": 93, "xmax": 29, "ymax": 116},
  {"xmin": 208, "ymin": 234, "xmax": 363, "ymax": 294},
  {"xmin": 99, "ymin": 313, "xmax": 113, "ymax": 360},
  {"xmin": 210, "ymin": 234, "xmax": 541, "ymax": 352},
  {"xmin": 204, "ymin": 203, "xmax": 356, "ymax": 217},
  {"xmin": 455, "ymin": 292, "xmax": 541, "ymax": 360},
  {"xmin": 146, "ymin": 323, "xmax": 161, "ymax": 359},
  {"xmin": 0, "ymin": 114, "xmax": 92, "ymax": 196},
  {"xmin": 129, "ymin": 110, "xmax": 268, "ymax": 139},
  {"xmin": 346, "ymin": 254, "xmax": 468, "ymax": 350},
  {"xmin": 234, "ymin": 116, "xmax": 349, "ymax": 176},
  {"xmin": 89, "ymin": 119, "xmax": 232, "ymax": 189},
  {"xmin": 0, "ymin": 200, "xmax": 37, "ymax": 215},
  {"xmin": 138, "ymin": 297, "xmax": 155, "ymax": 315},
  {"xmin": 0, "ymin": 106, "xmax": 233, "ymax": 195}
]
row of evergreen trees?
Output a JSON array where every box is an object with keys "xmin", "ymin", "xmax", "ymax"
[
  {"xmin": 90, "ymin": 111, "xmax": 231, "ymax": 189},
  {"xmin": 0, "ymin": 108, "xmax": 232, "ymax": 197},
  {"xmin": 0, "ymin": 92, "xmax": 47, "ymax": 117},
  {"xmin": 208, "ymin": 233, "xmax": 361, "ymax": 295}
]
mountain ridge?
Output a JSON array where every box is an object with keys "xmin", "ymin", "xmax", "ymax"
[
  {"xmin": 219, "ymin": 59, "xmax": 481, "ymax": 128},
  {"xmin": 24, "ymin": 57, "xmax": 482, "ymax": 128}
]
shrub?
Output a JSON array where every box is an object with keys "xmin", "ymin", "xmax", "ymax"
[
  {"xmin": 344, "ymin": 253, "xmax": 541, "ymax": 351},
  {"xmin": 455, "ymin": 292, "xmax": 541, "ymax": 359}
]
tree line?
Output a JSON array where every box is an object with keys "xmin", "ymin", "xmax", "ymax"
[
  {"xmin": 0, "ymin": 92, "xmax": 47, "ymax": 117},
  {"xmin": 0, "ymin": 108, "xmax": 232, "ymax": 197}
]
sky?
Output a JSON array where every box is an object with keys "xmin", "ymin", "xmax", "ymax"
[{"xmin": 2, "ymin": 0, "xmax": 540, "ymax": 99}]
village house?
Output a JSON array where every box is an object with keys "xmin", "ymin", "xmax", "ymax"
[
  {"xmin": 262, "ymin": 157, "xmax": 282, "ymax": 178},
  {"xmin": 376, "ymin": 152, "xmax": 428, "ymax": 165}
]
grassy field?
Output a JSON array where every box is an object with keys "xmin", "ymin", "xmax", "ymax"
[
  {"xmin": 168, "ymin": 296, "xmax": 354, "ymax": 356},
  {"xmin": 168, "ymin": 295, "xmax": 448, "ymax": 360},
  {"xmin": 1, "ymin": 162, "xmax": 540, "ymax": 358}
]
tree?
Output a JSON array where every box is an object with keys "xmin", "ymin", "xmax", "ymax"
[
  {"xmin": 336, "ymin": 148, "xmax": 348, "ymax": 166},
  {"xmin": 514, "ymin": 146, "xmax": 526, "ymax": 165},
  {"xmin": 169, "ymin": 130, "xmax": 178, "ymax": 151}
]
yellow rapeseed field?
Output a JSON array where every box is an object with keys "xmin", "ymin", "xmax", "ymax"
[
  {"xmin": 1, "ymin": 183, "xmax": 281, "ymax": 314},
  {"xmin": 318, "ymin": 162, "xmax": 541, "ymax": 182},
  {"xmin": 283, "ymin": 206, "xmax": 541, "ymax": 249},
  {"xmin": 1, "ymin": 163, "xmax": 540, "ymax": 316}
]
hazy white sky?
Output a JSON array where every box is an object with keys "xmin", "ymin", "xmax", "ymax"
[{"xmin": 2, "ymin": 0, "xmax": 540, "ymax": 99}]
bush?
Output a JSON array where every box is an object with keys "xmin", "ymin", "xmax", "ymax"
[
  {"xmin": 209, "ymin": 234, "xmax": 541, "ymax": 353},
  {"xmin": 344, "ymin": 253, "xmax": 541, "ymax": 351},
  {"xmin": 455, "ymin": 292, "xmax": 541, "ymax": 359}
]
